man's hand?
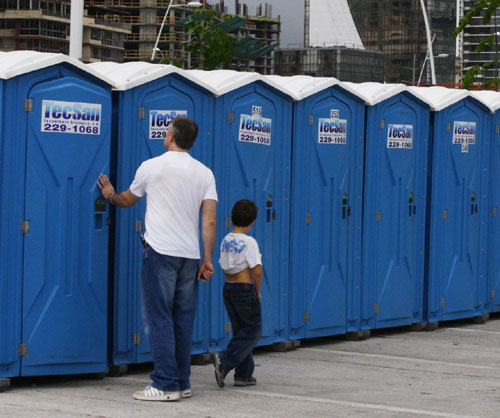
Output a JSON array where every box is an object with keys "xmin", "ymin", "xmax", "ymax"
[
  {"xmin": 98, "ymin": 174, "xmax": 115, "ymax": 198},
  {"xmin": 97, "ymin": 174, "xmax": 140, "ymax": 207},
  {"xmin": 199, "ymin": 199, "xmax": 216, "ymax": 282},
  {"xmin": 197, "ymin": 259, "xmax": 214, "ymax": 282}
]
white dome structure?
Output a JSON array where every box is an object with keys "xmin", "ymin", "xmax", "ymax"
[{"xmin": 306, "ymin": 0, "xmax": 364, "ymax": 49}]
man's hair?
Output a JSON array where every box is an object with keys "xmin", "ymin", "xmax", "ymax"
[
  {"xmin": 231, "ymin": 199, "xmax": 258, "ymax": 227},
  {"xmin": 170, "ymin": 117, "xmax": 198, "ymax": 150}
]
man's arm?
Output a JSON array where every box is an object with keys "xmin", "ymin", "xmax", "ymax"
[
  {"xmin": 197, "ymin": 199, "xmax": 217, "ymax": 282},
  {"xmin": 98, "ymin": 174, "xmax": 141, "ymax": 207}
]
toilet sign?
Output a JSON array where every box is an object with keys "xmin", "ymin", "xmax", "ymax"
[
  {"xmin": 452, "ymin": 121, "xmax": 476, "ymax": 153},
  {"xmin": 387, "ymin": 124, "xmax": 413, "ymax": 149},
  {"xmin": 41, "ymin": 100, "xmax": 101, "ymax": 135},
  {"xmin": 149, "ymin": 110, "xmax": 187, "ymax": 139},
  {"xmin": 318, "ymin": 117, "xmax": 347, "ymax": 144},
  {"xmin": 238, "ymin": 106, "xmax": 272, "ymax": 145}
]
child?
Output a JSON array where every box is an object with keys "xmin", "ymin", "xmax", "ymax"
[{"xmin": 212, "ymin": 199, "xmax": 263, "ymax": 388}]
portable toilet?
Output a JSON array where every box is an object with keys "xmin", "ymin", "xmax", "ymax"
[
  {"xmin": 88, "ymin": 62, "xmax": 215, "ymax": 370},
  {"xmin": 0, "ymin": 52, "xmax": 113, "ymax": 390},
  {"xmin": 470, "ymin": 90, "xmax": 500, "ymax": 314},
  {"xmin": 409, "ymin": 86, "xmax": 491, "ymax": 325},
  {"xmin": 266, "ymin": 75, "xmax": 365, "ymax": 340},
  {"xmin": 344, "ymin": 82, "xmax": 430, "ymax": 331},
  {"xmin": 186, "ymin": 70, "xmax": 293, "ymax": 348}
]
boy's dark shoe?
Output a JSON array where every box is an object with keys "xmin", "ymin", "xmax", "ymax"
[
  {"xmin": 234, "ymin": 376, "xmax": 257, "ymax": 387},
  {"xmin": 212, "ymin": 353, "xmax": 226, "ymax": 388}
]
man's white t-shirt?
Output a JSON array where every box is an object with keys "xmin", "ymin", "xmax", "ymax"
[
  {"xmin": 130, "ymin": 151, "xmax": 218, "ymax": 259},
  {"xmin": 219, "ymin": 232, "xmax": 262, "ymax": 275}
]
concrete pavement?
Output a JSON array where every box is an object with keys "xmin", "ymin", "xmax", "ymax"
[{"xmin": 2, "ymin": 314, "xmax": 500, "ymax": 418}]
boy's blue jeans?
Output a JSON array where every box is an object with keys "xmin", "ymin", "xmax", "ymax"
[
  {"xmin": 141, "ymin": 245, "xmax": 199, "ymax": 392},
  {"xmin": 219, "ymin": 282, "xmax": 262, "ymax": 381}
]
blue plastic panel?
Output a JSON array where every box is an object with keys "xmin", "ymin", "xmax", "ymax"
[
  {"xmin": 426, "ymin": 98, "xmax": 489, "ymax": 322},
  {"xmin": 0, "ymin": 77, "xmax": 23, "ymax": 378},
  {"xmin": 111, "ymin": 75, "xmax": 214, "ymax": 365},
  {"xmin": 21, "ymin": 76, "xmax": 111, "ymax": 376},
  {"xmin": 289, "ymin": 87, "xmax": 364, "ymax": 339},
  {"xmin": 212, "ymin": 82, "xmax": 291, "ymax": 348},
  {"xmin": 489, "ymin": 112, "xmax": 500, "ymax": 312},
  {"xmin": 361, "ymin": 93, "xmax": 429, "ymax": 330},
  {"xmin": 0, "ymin": 64, "xmax": 111, "ymax": 378}
]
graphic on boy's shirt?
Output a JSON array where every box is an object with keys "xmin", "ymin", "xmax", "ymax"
[{"xmin": 221, "ymin": 238, "xmax": 247, "ymax": 254}]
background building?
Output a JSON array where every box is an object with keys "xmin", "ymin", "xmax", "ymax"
[
  {"xmin": 347, "ymin": 0, "xmax": 456, "ymax": 85},
  {"xmin": 87, "ymin": 0, "xmax": 196, "ymax": 64},
  {"xmin": 461, "ymin": 1, "xmax": 500, "ymax": 83},
  {"xmin": 86, "ymin": 0, "xmax": 279, "ymax": 73},
  {"xmin": 0, "ymin": 0, "xmax": 130, "ymax": 62},
  {"xmin": 274, "ymin": 46, "xmax": 383, "ymax": 82},
  {"xmin": 0, "ymin": 0, "xmax": 279, "ymax": 72},
  {"xmin": 274, "ymin": 0, "xmax": 383, "ymax": 82}
]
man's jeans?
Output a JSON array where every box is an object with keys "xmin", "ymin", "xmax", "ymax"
[
  {"xmin": 219, "ymin": 282, "xmax": 262, "ymax": 381},
  {"xmin": 141, "ymin": 245, "xmax": 199, "ymax": 392}
]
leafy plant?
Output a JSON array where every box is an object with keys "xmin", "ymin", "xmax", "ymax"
[
  {"xmin": 159, "ymin": 56, "xmax": 183, "ymax": 67},
  {"xmin": 184, "ymin": 10, "xmax": 237, "ymax": 70}
]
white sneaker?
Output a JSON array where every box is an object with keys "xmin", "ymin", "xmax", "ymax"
[
  {"xmin": 180, "ymin": 388, "xmax": 191, "ymax": 398},
  {"xmin": 133, "ymin": 385, "xmax": 180, "ymax": 401}
]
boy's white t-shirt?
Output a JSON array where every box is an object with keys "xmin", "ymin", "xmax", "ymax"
[
  {"xmin": 219, "ymin": 232, "xmax": 262, "ymax": 275},
  {"xmin": 130, "ymin": 151, "xmax": 218, "ymax": 259}
]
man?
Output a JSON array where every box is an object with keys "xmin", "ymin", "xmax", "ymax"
[{"xmin": 98, "ymin": 117, "xmax": 217, "ymax": 402}]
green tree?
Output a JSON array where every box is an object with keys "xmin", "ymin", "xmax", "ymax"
[
  {"xmin": 159, "ymin": 56, "xmax": 183, "ymax": 67},
  {"xmin": 184, "ymin": 10, "xmax": 237, "ymax": 70},
  {"xmin": 453, "ymin": 0, "xmax": 500, "ymax": 89}
]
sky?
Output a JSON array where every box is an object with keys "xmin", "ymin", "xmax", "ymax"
[{"xmin": 206, "ymin": 0, "xmax": 304, "ymax": 47}]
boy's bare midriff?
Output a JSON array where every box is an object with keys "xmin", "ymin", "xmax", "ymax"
[{"xmin": 225, "ymin": 267, "xmax": 253, "ymax": 284}]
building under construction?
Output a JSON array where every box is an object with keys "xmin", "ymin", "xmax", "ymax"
[
  {"xmin": 85, "ymin": 0, "xmax": 280, "ymax": 73},
  {"xmin": 0, "ymin": 0, "xmax": 280, "ymax": 72},
  {"xmin": 0, "ymin": 0, "xmax": 130, "ymax": 62},
  {"xmin": 347, "ymin": 0, "xmax": 456, "ymax": 85}
]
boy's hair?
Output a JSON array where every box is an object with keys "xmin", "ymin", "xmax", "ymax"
[
  {"xmin": 171, "ymin": 117, "xmax": 198, "ymax": 150},
  {"xmin": 231, "ymin": 199, "xmax": 258, "ymax": 227}
]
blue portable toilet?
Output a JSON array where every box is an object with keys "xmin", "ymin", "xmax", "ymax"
[
  {"xmin": 409, "ymin": 87, "xmax": 491, "ymax": 325},
  {"xmin": 0, "ymin": 51, "xmax": 113, "ymax": 389},
  {"xmin": 267, "ymin": 75, "xmax": 365, "ymax": 340},
  {"xmin": 470, "ymin": 91, "xmax": 500, "ymax": 314},
  {"xmin": 89, "ymin": 62, "xmax": 215, "ymax": 369},
  {"xmin": 186, "ymin": 70, "xmax": 293, "ymax": 348},
  {"xmin": 345, "ymin": 83, "xmax": 430, "ymax": 331}
]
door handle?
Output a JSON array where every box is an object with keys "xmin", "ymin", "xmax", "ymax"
[
  {"xmin": 409, "ymin": 192, "xmax": 414, "ymax": 217},
  {"xmin": 342, "ymin": 193, "xmax": 348, "ymax": 219},
  {"xmin": 266, "ymin": 194, "xmax": 273, "ymax": 223}
]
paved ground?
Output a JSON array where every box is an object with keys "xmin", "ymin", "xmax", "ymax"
[{"xmin": 2, "ymin": 314, "xmax": 500, "ymax": 418}]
